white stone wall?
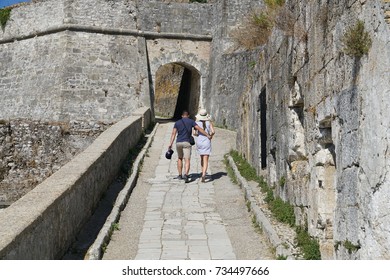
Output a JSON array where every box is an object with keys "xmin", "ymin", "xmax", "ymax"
[{"xmin": 207, "ymin": 0, "xmax": 390, "ymax": 259}]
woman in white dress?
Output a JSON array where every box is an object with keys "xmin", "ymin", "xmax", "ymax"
[{"xmin": 194, "ymin": 109, "xmax": 215, "ymax": 182}]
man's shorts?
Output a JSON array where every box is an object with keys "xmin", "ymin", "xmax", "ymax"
[{"xmin": 176, "ymin": 142, "xmax": 192, "ymax": 159}]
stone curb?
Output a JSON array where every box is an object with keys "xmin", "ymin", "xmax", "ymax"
[
  {"xmin": 85, "ymin": 123, "xmax": 159, "ymax": 260},
  {"xmin": 227, "ymin": 156, "xmax": 294, "ymax": 259}
]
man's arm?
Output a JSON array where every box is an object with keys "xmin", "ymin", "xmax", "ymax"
[
  {"xmin": 168, "ymin": 127, "xmax": 177, "ymax": 149},
  {"xmin": 194, "ymin": 124, "xmax": 212, "ymax": 139}
]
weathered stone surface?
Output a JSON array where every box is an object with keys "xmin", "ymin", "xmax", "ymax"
[
  {"xmin": 154, "ymin": 64, "xmax": 184, "ymax": 118},
  {"xmin": 206, "ymin": 0, "xmax": 389, "ymax": 259},
  {"xmin": 0, "ymin": 119, "xmax": 112, "ymax": 204},
  {"xmin": 0, "ymin": 0, "xmax": 389, "ymax": 260}
]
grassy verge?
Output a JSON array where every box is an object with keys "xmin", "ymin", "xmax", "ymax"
[
  {"xmin": 226, "ymin": 150, "xmax": 321, "ymax": 260},
  {"xmin": 296, "ymin": 226, "xmax": 321, "ymax": 260}
]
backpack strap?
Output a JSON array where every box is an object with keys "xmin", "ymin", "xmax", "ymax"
[{"xmin": 181, "ymin": 119, "xmax": 192, "ymax": 138}]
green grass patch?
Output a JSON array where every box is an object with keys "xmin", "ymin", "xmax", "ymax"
[
  {"xmin": 276, "ymin": 255, "xmax": 288, "ymax": 260},
  {"xmin": 111, "ymin": 223, "xmax": 120, "ymax": 231},
  {"xmin": 251, "ymin": 215, "xmax": 263, "ymax": 234},
  {"xmin": 343, "ymin": 240, "xmax": 361, "ymax": 254},
  {"xmin": 229, "ymin": 150, "xmax": 260, "ymax": 182},
  {"xmin": 296, "ymin": 226, "xmax": 321, "ymax": 260},
  {"xmin": 224, "ymin": 155, "xmax": 238, "ymax": 184},
  {"xmin": 228, "ymin": 150, "xmax": 294, "ymax": 226},
  {"xmin": 269, "ymin": 197, "xmax": 295, "ymax": 227},
  {"xmin": 228, "ymin": 149, "xmax": 322, "ymax": 260},
  {"xmin": 0, "ymin": 8, "xmax": 11, "ymax": 29}
]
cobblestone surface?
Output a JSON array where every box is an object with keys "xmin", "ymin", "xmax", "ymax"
[{"xmin": 103, "ymin": 122, "xmax": 274, "ymax": 260}]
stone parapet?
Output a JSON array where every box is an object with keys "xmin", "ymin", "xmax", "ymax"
[{"xmin": 0, "ymin": 107, "xmax": 152, "ymax": 259}]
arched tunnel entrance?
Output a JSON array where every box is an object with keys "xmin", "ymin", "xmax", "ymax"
[{"xmin": 154, "ymin": 63, "xmax": 200, "ymax": 120}]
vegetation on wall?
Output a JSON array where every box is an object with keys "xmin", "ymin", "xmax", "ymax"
[
  {"xmin": 190, "ymin": 0, "xmax": 208, "ymax": 3},
  {"xmin": 342, "ymin": 20, "xmax": 372, "ymax": 58},
  {"xmin": 334, "ymin": 240, "xmax": 361, "ymax": 255},
  {"xmin": 231, "ymin": 0, "xmax": 304, "ymax": 49},
  {"xmin": 296, "ymin": 226, "xmax": 321, "ymax": 260},
  {"xmin": 0, "ymin": 8, "xmax": 11, "ymax": 30}
]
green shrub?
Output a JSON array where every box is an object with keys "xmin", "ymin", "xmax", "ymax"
[
  {"xmin": 342, "ymin": 20, "xmax": 372, "ymax": 58},
  {"xmin": 343, "ymin": 240, "xmax": 361, "ymax": 254},
  {"xmin": 190, "ymin": 0, "xmax": 207, "ymax": 3},
  {"xmin": 279, "ymin": 176, "xmax": 286, "ymax": 187},
  {"xmin": 269, "ymin": 197, "xmax": 295, "ymax": 227},
  {"xmin": 296, "ymin": 226, "xmax": 321, "ymax": 260},
  {"xmin": 0, "ymin": 8, "xmax": 11, "ymax": 29},
  {"xmin": 252, "ymin": 12, "xmax": 274, "ymax": 31}
]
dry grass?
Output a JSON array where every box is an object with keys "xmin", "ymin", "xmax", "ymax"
[
  {"xmin": 231, "ymin": 2, "xmax": 306, "ymax": 50},
  {"xmin": 231, "ymin": 10, "xmax": 274, "ymax": 49}
]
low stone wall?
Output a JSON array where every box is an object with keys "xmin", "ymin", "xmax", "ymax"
[
  {"xmin": 0, "ymin": 107, "xmax": 152, "ymax": 259},
  {"xmin": 0, "ymin": 119, "xmax": 113, "ymax": 204}
]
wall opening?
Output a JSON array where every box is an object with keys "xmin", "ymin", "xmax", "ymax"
[
  {"xmin": 154, "ymin": 63, "xmax": 200, "ymax": 120},
  {"xmin": 259, "ymin": 86, "xmax": 267, "ymax": 169}
]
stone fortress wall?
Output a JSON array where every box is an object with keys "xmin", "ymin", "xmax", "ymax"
[
  {"xmin": 0, "ymin": 0, "xmax": 214, "ymax": 204},
  {"xmin": 0, "ymin": 0, "xmax": 389, "ymax": 259},
  {"xmin": 207, "ymin": 0, "xmax": 390, "ymax": 259}
]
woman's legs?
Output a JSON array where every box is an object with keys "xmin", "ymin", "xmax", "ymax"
[{"xmin": 201, "ymin": 155, "xmax": 209, "ymax": 182}]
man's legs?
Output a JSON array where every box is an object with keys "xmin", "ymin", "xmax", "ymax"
[
  {"xmin": 177, "ymin": 158, "xmax": 183, "ymax": 177},
  {"xmin": 184, "ymin": 158, "xmax": 190, "ymax": 177},
  {"xmin": 176, "ymin": 143, "xmax": 185, "ymax": 179},
  {"xmin": 182, "ymin": 142, "xmax": 192, "ymax": 182}
]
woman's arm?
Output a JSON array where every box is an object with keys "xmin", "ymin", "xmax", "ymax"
[{"xmin": 209, "ymin": 121, "xmax": 215, "ymax": 137}]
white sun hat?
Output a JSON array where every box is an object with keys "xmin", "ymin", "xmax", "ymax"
[{"xmin": 196, "ymin": 108, "xmax": 211, "ymax": 121}]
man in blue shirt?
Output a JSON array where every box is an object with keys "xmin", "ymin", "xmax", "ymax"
[{"xmin": 168, "ymin": 110, "xmax": 212, "ymax": 183}]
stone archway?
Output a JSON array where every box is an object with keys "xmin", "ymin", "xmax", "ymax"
[{"xmin": 154, "ymin": 62, "xmax": 201, "ymax": 119}]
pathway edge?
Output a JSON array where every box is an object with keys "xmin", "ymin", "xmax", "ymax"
[{"xmin": 85, "ymin": 123, "xmax": 160, "ymax": 260}]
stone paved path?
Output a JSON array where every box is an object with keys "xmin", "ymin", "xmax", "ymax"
[{"xmin": 103, "ymin": 121, "xmax": 274, "ymax": 260}]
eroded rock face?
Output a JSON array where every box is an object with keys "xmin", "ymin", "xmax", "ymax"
[{"xmin": 207, "ymin": 0, "xmax": 390, "ymax": 259}]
